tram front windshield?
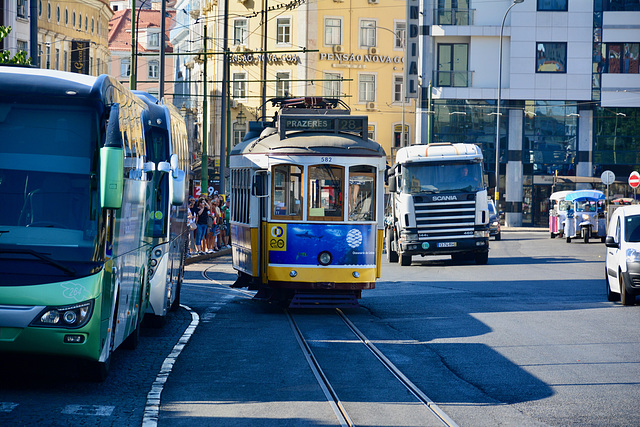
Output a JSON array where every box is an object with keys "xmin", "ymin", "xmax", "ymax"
[
  {"xmin": 0, "ymin": 101, "xmax": 101, "ymax": 284},
  {"xmin": 402, "ymin": 161, "xmax": 483, "ymax": 194}
]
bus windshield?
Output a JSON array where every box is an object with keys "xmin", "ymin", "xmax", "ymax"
[
  {"xmin": 401, "ymin": 162, "xmax": 483, "ymax": 194},
  {"xmin": 0, "ymin": 102, "xmax": 101, "ymax": 284}
]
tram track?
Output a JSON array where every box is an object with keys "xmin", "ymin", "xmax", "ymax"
[{"xmin": 287, "ymin": 308, "xmax": 459, "ymax": 427}]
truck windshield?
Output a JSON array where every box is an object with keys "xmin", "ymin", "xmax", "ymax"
[
  {"xmin": 401, "ymin": 162, "xmax": 483, "ymax": 194},
  {"xmin": 0, "ymin": 102, "xmax": 101, "ymax": 284}
]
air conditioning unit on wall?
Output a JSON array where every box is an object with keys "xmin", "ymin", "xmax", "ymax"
[
  {"xmin": 368, "ymin": 47, "xmax": 378, "ymax": 55},
  {"xmin": 366, "ymin": 102, "xmax": 376, "ymax": 110},
  {"xmin": 333, "ymin": 45, "xmax": 344, "ymax": 54},
  {"xmin": 368, "ymin": 0, "xmax": 379, "ymax": 4}
]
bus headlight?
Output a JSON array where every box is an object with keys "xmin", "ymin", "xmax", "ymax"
[
  {"xmin": 31, "ymin": 300, "xmax": 94, "ymax": 329},
  {"xmin": 318, "ymin": 251, "xmax": 333, "ymax": 266}
]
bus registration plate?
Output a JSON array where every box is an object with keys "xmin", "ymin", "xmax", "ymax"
[{"xmin": 437, "ymin": 242, "xmax": 457, "ymax": 248}]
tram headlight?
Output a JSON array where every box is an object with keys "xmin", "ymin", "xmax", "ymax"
[
  {"xmin": 318, "ymin": 251, "xmax": 333, "ymax": 266},
  {"xmin": 32, "ymin": 300, "xmax": 94, "ymax": 329}
]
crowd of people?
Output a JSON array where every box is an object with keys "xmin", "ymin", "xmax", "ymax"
[{"xmin": 187, "ymin": 192, "xmax": 231, "ymax": 256}]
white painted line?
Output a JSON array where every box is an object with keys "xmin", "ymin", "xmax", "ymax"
[
  {"xmin": 141, "ymin": 304, "xmax": 200, "ymax": 427},
  {"xmin": 0, "ymin": 402, "xmax": 18, "ymax": 413},
  {"xmin": 61, "ymin": 405, "xmax": 114, "ymax": 416}
]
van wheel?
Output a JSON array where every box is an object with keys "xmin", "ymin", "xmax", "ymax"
[
  {"xmin": 400, "ymin": 254, "xmax": 412, "ymax": 266},
  {"xmin": 620, "ymin": 273, "xmax": 636, "ymax": 306},
  {"xmin": 605, "ymin": 268, "xmax": 620, "ymax": 302}
]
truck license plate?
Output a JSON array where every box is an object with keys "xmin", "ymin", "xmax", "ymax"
[{"xmin": 437, "ymin": 242, "xmax": 457, "ymax": 248}]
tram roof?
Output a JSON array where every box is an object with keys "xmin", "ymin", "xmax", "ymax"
[
  {"xmin": 0, "ymin": 66, "xmax": 99, "ymax": 96},
  {"xmin": 231, "ymin": 128, "xmax": 386, "ymax": 158}
]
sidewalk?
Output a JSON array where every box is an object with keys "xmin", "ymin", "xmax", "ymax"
[
  {"xmin": 184, "ymin": 247, "xmax": 231, "ymax": 265},
  {"xmin": 502, "ymin": 226, "xmax": 547, "ymax": 232}
]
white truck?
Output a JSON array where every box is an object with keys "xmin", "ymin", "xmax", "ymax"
[{"xmin": 385, "ymin": 143, "xmax": 495, "ymax": 266}]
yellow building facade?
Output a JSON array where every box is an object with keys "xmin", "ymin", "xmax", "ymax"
[
  {"xmin": 37, "ymin": 0, "xmax": 112, "ymax": 75},
  {"xmin": 215, "ymin": 0, "xmax": 412, "ymax": 162}
]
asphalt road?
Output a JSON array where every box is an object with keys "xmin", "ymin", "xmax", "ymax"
[{"xmin": 1, "ymin": 231, "xmax": 638, "ymax": 426}]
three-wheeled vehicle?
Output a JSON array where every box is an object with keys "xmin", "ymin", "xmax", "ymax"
[
  {"xmin": 563, "ymin": 190, "xmax": 606, "ymax": 243},
  {"xmin": 549, "ymin": 190, "xmax": 572, "ymax": 238}
]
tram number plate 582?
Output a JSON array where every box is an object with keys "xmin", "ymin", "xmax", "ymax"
[{"xmin": 320, "ymin": 157, "xmax": 332, "ymax": 163}]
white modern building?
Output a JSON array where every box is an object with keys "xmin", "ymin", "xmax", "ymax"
[{"xmin": 416, "ymin": 0, "xmax": 640, "ymax": 227}]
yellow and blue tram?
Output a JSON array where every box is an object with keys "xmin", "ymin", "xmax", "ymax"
[{"xmin": 229, "ymin": 98, "xmax": 387, "ymax": 307}]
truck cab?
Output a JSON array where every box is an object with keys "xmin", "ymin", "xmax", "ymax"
[{"xmin": 385, "ymin": 143, "xmax": 494, "ymax": 266}]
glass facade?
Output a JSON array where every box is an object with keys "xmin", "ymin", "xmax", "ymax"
[{"xmin": 593, "ymin": 107, "xmax": 640, "ymax": 177}]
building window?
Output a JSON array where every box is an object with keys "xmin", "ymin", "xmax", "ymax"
[
  {"xmin": 394, "ymin": 123, "xmax": 410, "ymax": 147},
  {"xmin": 56, "ymin": 6, "xmax": 60, "ymax": 22},
  {"xmin": 45, "ymin": 45, "xmax": 51, "ymax": 69},
  {"xmin": 367, "ymin": 124, "xmax": 376, "ymax": 141},
  {"xmin": 78, "ymin": 14, "xmax": 81, "ymax": 29},
  {"xmin": 276, "ymin": 18, "xmax": 291, "ymax": 45},
  {"xmin": 233, "ymin": 19, "xmax": 248, "ymax": 45},
  {"xmin": 359, "ymin": 74, "xmax": 376, "ymax": 103},
  {"xmin": 394, "ymin": 21, "xmax": 406, "ymax": 49},
  {"xmin": 275, "ymin": 72, "xmax": 291, "ymax": 98},
  {"xmin": 232, "ymin": 72, "xmax": 247, "ymax": 99},
  {"xmin": 360, "ymin": 19, "xmax": 377, "ymax": 48},
  {"xmin": 437, "ymin": 43, "xmax": 469, "ymax": 87},
  {"xmin": 38, "ymin": 0, "xmax": 42, "ymax": 17},
  {"xmin": 85, "ymin": 16, "xmax": 88, "ymax": 32},
  {"xmin": 72, "ymin": 12, "xmax": 76, "ymax": 27},
  {"xmin": 536, "ymin": 42, "xmax": 567, "ymax": 73},
  {"xmin": 65, "ymin": 8, "xmax": 68, "ymax": 25},
  {"xmin": 148, "ymin": 32, "xmax": 160, "ymax": 49},
  {"xmin": 233, "ymin": 122, "xmax": 247, "ymax": 147},
  {"xmin": 47, "ymin": 1, "xmax": 51, "ymax": 20},
  {"xmin": 393, "ymin": 75, "xmax": 404, "ymax": 103},
  {"xmin": 435, "ymin": 0, "xmax": 472, "ymax": 25},
  {"xmin": 323, "ymin": 72, "xmax": 342, "ymax": 98},
  {"xmin": 55, "ymin": 48, "xmax": 59, "ymax": 70},
  {"xmin": 17, "ymin": 40, "xmax": 28, "ymax": 53},
  {"xmin": 537, "ymin": 0, "xmax": 567, "ymax": 11},
  {"xmin": 603, "ymin": 0, "xmax": 640, "ymax": 11},
  {"xmin": 18, "ymin": 0, "xmax": 27, "ymax": 18},
  {"xmin": 603, "ymin": 43, "xmax": 640, "ymax": 74},
  {"xmin": 324, "ymin": 18, "xmax": 342, "ymax": 46},
  {"xmin": 63, "ymin": 50, "xmax": 67, "ymax": 71},
  {"xmin": 148, "ymin": 60, "xmax": 159, "ymax": 79},
  {"xmin": 92, "ymin": 18, "xmax": 95, "ymax": 34}
]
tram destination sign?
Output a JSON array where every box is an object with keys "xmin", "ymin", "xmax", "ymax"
[{"xmin": 279, "ymin": 115, "xmax": 369, "ymax": 142}]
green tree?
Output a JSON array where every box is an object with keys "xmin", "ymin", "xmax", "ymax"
[{"xmin": 0, "ymin": 26, "xmax": 32, "ymax": 65}]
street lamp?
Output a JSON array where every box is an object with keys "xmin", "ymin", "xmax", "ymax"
[{"xmin": 495, "ymin": 0, "xmax": 524, "ymax": 208}]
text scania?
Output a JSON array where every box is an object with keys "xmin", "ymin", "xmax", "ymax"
[{"xmin": 432, "ymin": 195, "xmax": 459, "ymax": 201}]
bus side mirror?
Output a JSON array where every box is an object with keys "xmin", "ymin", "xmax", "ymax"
[
  {"xmin": 101, "ymin": 104, "xmax": 124, "ymax": 209},
  {"xmin": 487, "ymin": 172, "xmax": 496, "ymax": 189},
  {"xmin": 171, "ymin": 169, "xmax": 186, "ymax": 206},
  {"xmin": 252, "ymin": 171, "xmax": 268, "ymax": 197}
]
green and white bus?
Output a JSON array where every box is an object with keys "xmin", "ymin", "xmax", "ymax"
[{"xmin": 0, "ymin": 66, "xmax": 154, "ymax": 380}]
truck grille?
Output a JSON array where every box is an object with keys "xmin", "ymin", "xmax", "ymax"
[{"xmin": 413, "ymin": 194, "xmax": 476, "ymax": 241}]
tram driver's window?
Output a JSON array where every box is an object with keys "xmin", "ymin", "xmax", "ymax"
[
  {"xmin": 349, "ymin": 166, "xmax": 375, "ymax": 221},
  {"xmin": 272, "ymin": 164, "xmax": 302, "ymax": 219},
  {"xmin": 308, "ymin": 165, "xmax": 344, "ymax": 220}
]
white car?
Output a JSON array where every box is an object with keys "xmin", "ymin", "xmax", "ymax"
[{"xmin": 605, "ymin": 205, "xmax": 640, "ymax": 305}]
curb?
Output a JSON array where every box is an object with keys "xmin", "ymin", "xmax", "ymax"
[{"xmin": 185, "ymin": 247, "xmax": 231, "ymax": 265}]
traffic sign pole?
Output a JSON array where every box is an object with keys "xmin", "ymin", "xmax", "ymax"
[
  {"xmin": 601, "ymin": 170, "xmax": 615, "ymax": 227},
  {"xmin": 629, "ymin": 171, "xmax": 640, "ymax": 204}
]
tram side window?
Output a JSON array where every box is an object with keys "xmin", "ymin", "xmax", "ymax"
[
  {"xmin": 349, "ymin": 166, "xmax": 375, "ymax": 221},
  {"xmin": 272, "ymin": 165, "xmax": 302, "ymax": 219},
  {"xmin": 308, "ymin": 165, "xmax": 344, "ymax": 221}
]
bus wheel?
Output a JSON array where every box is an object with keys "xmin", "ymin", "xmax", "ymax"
[
  {"xmin": 386, "ymin": 232, "xmax": 399, "ymax": 263},
  {"xmin": 400, "ymin": 254, "xmax": 412, "ymax": 266}
]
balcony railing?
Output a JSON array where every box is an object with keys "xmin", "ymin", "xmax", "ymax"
[
  {"xmin": 433, "ymin": 8, "xmax": 474, "ymax": 26},
  {"xmin": 433, "ymin": 70, "xmax": 472, "ymax": 88}
]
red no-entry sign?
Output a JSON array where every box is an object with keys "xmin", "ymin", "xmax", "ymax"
[{"xmin": 629, "ymin": 171, "xmax": 640, "ymax": 188}]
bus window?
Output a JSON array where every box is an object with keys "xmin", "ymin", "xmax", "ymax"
[
  {"xmin": 272, "ymin": 164, "xmax": 302, "ymax": 219},
  {"xmin": 308, "ymin": 165, "xmax": 344, "ymax": 221},
  {"xmin": 349, "ymin": 166, "xmax": 375, "ymax": 221}
]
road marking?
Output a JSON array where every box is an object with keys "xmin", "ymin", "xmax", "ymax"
[
  {"xmin": 0, "ymin": 402, "xmax": 18, "ymax": 412},
  {"xmin": 142, "ymin": 304, "xmax": 200, "ymax": 427},
  {"xmin": 61, "ymin": 405, "xmax": 114, "ymax": 416}
]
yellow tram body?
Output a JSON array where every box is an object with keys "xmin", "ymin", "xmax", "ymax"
[{"xmin": 229, "ymin": 99, "xmax": 386, "ymax": 306}]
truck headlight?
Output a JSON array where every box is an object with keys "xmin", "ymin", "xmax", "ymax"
[
  {"xmin": 474, "ymin": 230, "xmax": 489, "ymax": 238},
  {"xmin": 626, "ymin": 248, "xmax": 640, "ymax": 263}
]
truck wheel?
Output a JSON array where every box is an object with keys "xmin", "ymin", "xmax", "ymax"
[
  {"xmin": 400, "ymin": 254, "xmax": 412, "ymax": 266},
  {"xmin": 475, "ymin": 251, "xmax": 489, "ymax": 265},
  {"xmin": 386, "ymin": 232, "xmax": 399, "ymax": 263}
]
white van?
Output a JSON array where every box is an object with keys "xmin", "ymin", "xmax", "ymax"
[{"xmin": 605, "ymin": 205, "xmax": 640, "ymax": 305}]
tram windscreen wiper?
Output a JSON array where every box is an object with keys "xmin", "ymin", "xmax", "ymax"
[{"xmin": 0, "ymin": 248, "xmax": 76, "ymax": 276}]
